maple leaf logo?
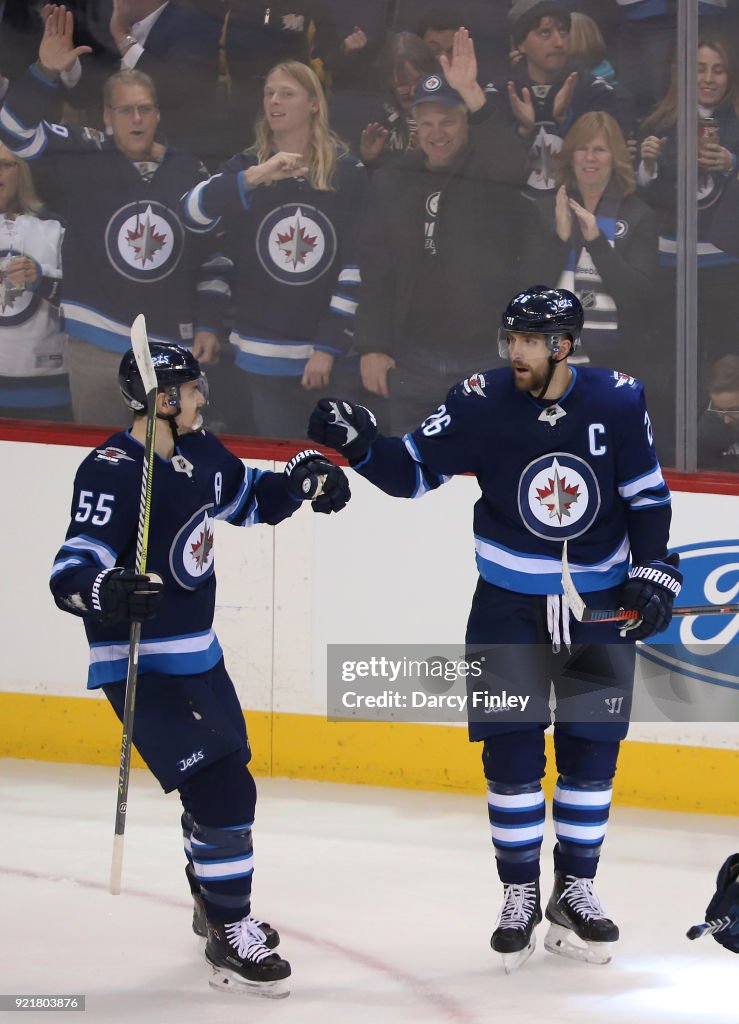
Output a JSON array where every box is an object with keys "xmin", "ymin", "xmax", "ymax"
[
  {"xmin": 190, "ymin": 519, "xmax": 214, "ymax": 571},
  {"xmin": 276, "ymin": 209, "xmax": 317, "ymax": 268},
  {"xmin": 536, "ymin": 461, "xmax": 581, "ymax": 523},
  {"xmin": 126, "ymin": 210, "xmax": 167, "ymax": 265}
]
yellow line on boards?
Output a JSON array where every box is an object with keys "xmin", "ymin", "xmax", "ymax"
[{"xmin": 1, "ymin": 692, "xmax": 737, "ymax": 816}]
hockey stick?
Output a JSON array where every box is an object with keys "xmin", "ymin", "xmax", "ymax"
[
  {"xmin": 560, "ymin": 540, "xmax": 739, "ymax": 624},
  {"xmin": 109, "ymin": 315, "xmax": 158, "ymax": 895},
  {"xmin": 686, "ymin": 915, "xmax": 738, "ymax": 940}
]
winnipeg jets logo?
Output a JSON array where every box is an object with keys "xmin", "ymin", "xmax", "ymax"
[
  {"xmin": 527, "ymin": 125, "xmax": 562, "ymax": 191},
  {"xmin": 612, "ymin": 371, "xmax": 636, "ymax": 389},
  {"xmin": 257, "ymin": 203, "xmax": 335, "ymax": 285},
  {"xmin": 518, "ymin": 453, "xmax": 600, "ymax": 540},
  {"xmin": 126, "ymin": 212, "xmax": 167, "ymax": 265},
  {"xmin": 276, "ymin": 210, "xmax": 318, "ymax": 269},
  {"xmin": 0, "ymin": 251, "xmax": 35, "ymax": 323},
  {"xmin": 535, "ymin": 460, "xmax": 581, "ymax": 523},
  {"xmin": 94, "ymin": 446, "xmax": 135, "ymax": 464},
  {"xmin": 171, "ymin": 505, "xmax": 217, "ymax": 589},
  {"xmin": 106, "ymin": 201, "xmax": 184, "ymax": 282},
  {"xmin": 462, "ymin": 373, "xmax": 486, "ymax": 398},
  {"xmin": 189, "ymin": 514, "xmax": 214, "ymax": 573}
]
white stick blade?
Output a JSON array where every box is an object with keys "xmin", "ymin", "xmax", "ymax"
[
  {"xmin": 130, "ymin": 314, "xmax": 157, "ymax": 396},
  {"xmin": 560, "ymin": 540, "xmax": 586, "ymax": 622}
]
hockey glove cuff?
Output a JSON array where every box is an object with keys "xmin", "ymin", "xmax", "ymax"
[
  {"xmin": 284, "ymin": 449, "xmax": 351, "ymax": 514},
  {"xmin": 705, "ymin": 853, "xmax": 739, "ymax": 954},
  {"xmin": 618, "ymin": 554, "xmax": 682, "ymax": 641},
  {"xmin": 308, "ymin": 398, "xmax": 377, "ymax": 463},
  {"xmin": 92, "ymin": 567, "xmax": 164, "ymax": 625}
]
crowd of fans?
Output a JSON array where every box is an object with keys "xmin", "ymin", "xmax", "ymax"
[{"xmin": 0, "ymin": 0, "xmax": 738, "ymax": 472}]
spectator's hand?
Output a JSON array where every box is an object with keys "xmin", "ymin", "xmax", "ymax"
[
  {"xmin": 699, "ymin": 141, "xmax": 734, "ymax": 175},
  {"xmin": 301, "ymin": 349, "xmax": 334, "ymax": 390},
  {"xmin": 552, "ymin": 71, "xmax": 578, "ymax": 125},
  {"xmin": 110, "ymin": 0, "xmax": 134, "ymax": 48},
  {"xmin": 39, "ymin": 5, "xmax": 92, "ymax": 72},
  {"xmin": 440, "ymin": 27, "xmax": 479, "ymax": 100},
  {"xmin": 555, "ymin": 185, "xmax": 572, "ymax": 242},
  {"xmin": 568, "ymin": 197, "xmax": 599, "ymax": 242},
  {"xmin": 245, "ymin": 152, "xmax": 310, "ymax": 187},
  {"xmin": 508, "ymin": 47, "xmax": 524, "ymax": 66},
  {"xmin": 192, "ymin": 330, "xmax": 220, "ymax": 364},
  {"xmin": 360, "ymin": 352, "xmax": 395, "ymax": 399},
  {"xmin": 640, "ymin": 135, "xmax": 666, "ymax": 177},
  {"xmin": 360, "ymin": 122, "xmax": 389, "ymax": 164},
  {"xmin": 507, "ymin": 81, "xmax": 536, "ymax": 137},
  {"xmin": 343, "ymin": 26, "xmax": 368, "ymax": 55},
  {"xmin": 5, "ymin": 257, "xmax": 39, "ymax": 289}
]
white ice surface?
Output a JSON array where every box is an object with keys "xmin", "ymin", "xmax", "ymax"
[{"xmin": 1, "ymin": 759, "xmax": 737, "ymax": 1024}]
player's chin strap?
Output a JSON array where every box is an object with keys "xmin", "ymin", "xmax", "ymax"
[
  {"xmin": 547, "ymin": 594, "xmax": 572, "ymax": 654},
  {"xmin": 535, "ymin": 351, "xmax": 569, "ymax": 400}
]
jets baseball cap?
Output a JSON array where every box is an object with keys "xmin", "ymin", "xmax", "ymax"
[
  {"xmin": 411, "ymin": 73, "xmax": 465, "ymax": 109},
  {"xmin": 508, "ymin": 1, "xmax": 570, "ymax": 46}
]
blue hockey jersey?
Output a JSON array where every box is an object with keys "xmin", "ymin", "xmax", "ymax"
[
  {"xmin": 181, "ymin": 151, "xmax": 366, "ymax": 375},
  {"xmin": 50, "ymin": 429, "xmax": 301, "ymax": 687},
  {"xmin": 353, "ymin": 366, "xmax": 672, "ymax": 595},
  {"xmin": 0, "ymin": 67, "xmax": 224, "ymax": 352}
]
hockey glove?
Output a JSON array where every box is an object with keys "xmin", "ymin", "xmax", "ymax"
[
  {"xmin": 618, "ymin": 553, "xmax": 682, "ymax": 641},
  {"xmin": 705, "ymin": 853, "xmax": 739, "ymax": 953},
  {"xmin": 93, "ymin": 567, "xmax": 164, "ymax": 624},
  {"xmin": 308, "ymin": 398, "xmax": 377, "ymax": 463},
  {"xmin": 284, "ymin": 449, "xmax": 351, "ymax": 514}
]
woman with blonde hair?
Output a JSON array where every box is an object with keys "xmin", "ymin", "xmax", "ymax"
[
  {"xmin": 0, "ymin": 143, "xmax": 69, "ymax": 420},
  {"xmin": 522, "ymin": 111, "xmax": 657, "ymax": 372},
  {"xmin": 183, "ymin": 60, "xmax": 366, "ymax": 437}
]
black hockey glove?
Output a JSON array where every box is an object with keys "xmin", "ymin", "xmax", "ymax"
[
  {"xmin": 284, "ymin": 449, "xmax": 351, "ymax": 514},
  {"xmin": 308, "ymin": 398, "xmax": 377, "ymax": 463},
  {"xmin": 92, "ymin": 567, "xmax": 164, "ymax": 625},
  {"xmin": 618, "ymin": 554, "xmax": 682, "ymax": 641},
  {"xmin": 704, "ymin": 853, "xmax": 739, "ymax": 953}
]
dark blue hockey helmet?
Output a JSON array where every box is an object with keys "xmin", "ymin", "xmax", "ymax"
[
  {"xmin": 498, "ymin": 285, "xmax": 584, "ymax": 358},
  {"xmin": 118, "ymin": 341, "xmax": 207, "ymax": 413}
]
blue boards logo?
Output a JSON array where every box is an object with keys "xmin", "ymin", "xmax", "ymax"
[{"xmin": 637, "ymin": 540, "xmax": 739, "ymax": 691}]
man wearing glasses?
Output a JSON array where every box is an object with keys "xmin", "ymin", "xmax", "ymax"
[
  {"xmin": 698, "ymin": 354, "xmax": 739, "ymax": 472},
  {"xmin": 0, "ymin": 5, "xmax": 224, "ymax": 425}
]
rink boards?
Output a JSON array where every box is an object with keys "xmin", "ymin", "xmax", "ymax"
[{"xmin": 1, "ymin": 433, "xmax": 737, "ymax": 814}]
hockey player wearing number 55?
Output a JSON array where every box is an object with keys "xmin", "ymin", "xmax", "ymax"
[
  {"xmin": 308, "ymin": 285, "xmax": 682, "ymax": 972},
  {"xmin": 50, "ymin": 341, "xmax": 351, "ymax": 997}
]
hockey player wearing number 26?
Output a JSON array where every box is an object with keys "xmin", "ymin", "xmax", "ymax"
[
  {"xmin": 50, "ymin": 341, "xmax": 351, "ymax": 998},
  {"xmin": 309, "ymin": 286, "xmax": 682, "ymax": 972}
]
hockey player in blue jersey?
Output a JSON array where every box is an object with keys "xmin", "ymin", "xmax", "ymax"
[
  {"xmin": 308, "ymin": 285, "xmax": 682, "ymax": 971},
  {"xmin": 50, "ymin": 341, "xmax": 351, "ymax": 997}
]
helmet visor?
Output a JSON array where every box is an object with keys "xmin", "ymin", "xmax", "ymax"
[{"xmin": 497, "ymin": 329, "xmax": 566, "ymax": 360}]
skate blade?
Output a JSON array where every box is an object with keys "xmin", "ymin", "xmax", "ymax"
[
  {"xmin": 208, "ymin": 967, "xmax": 290, "ymax": 999},
  {"xmin": 544, "ymin": 923, "xmax": 612, "ymax": 965},
  {"xmin": 501, "ymin": 932, "xmax": 537, "ymax": 974}
]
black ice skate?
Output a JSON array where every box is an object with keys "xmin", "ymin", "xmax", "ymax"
[
  {"xmin": 205, "ymin": 916, "xmax": 291, "ymax": 997},
  {"xmin": 185, "ymin": 864, "xmax": 280, "ymax": 949},
  {"xmin": 544, "ymin": 872, "xmax": 619, "ymax": 964},
  {"xmin": 491, "ymin": 880, "xmax": 542, "ymax": 973}
]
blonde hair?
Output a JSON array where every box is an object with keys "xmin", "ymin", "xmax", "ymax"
[
  {"xmin": 248, "ymin": 61, "xmax": 347, "ymax": 191},
  {"xmin": 567, "ymin": 12, "xmax": 607, "ymax": 66},
  {"xmin": 642, "ymin": 36, "xmax": 739, "ymax": 133},
  {"xmin": 0, "ymin": 143, "xmax": 43, "ymax": 215},
  {"xmin": 557, "ymin": 111, "xmax": 636, "ymax": 196},
  {"xmin": 103, "ymin": 69, "xmax": 158, "ymax": 107}
]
